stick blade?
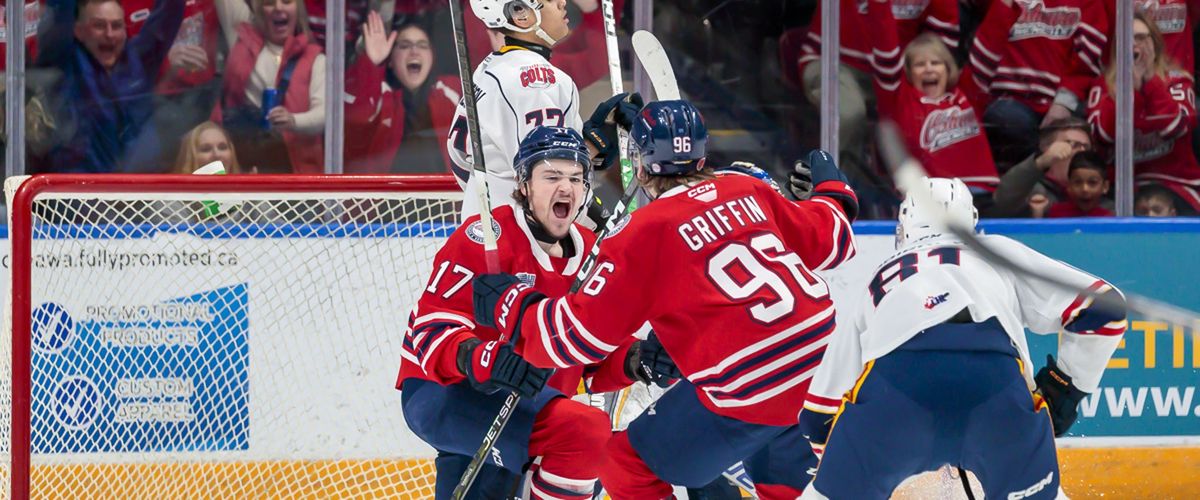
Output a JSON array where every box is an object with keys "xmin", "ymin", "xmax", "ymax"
[{"xmin": 632, "ymin": 30, "xmax": 681, "ymax": 100}]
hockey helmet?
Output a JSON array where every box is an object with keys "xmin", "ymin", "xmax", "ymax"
[
  {"xmin": 896, "ymin": 177, "xmax": 978, "ymax": 249},
  {"xmin": 469, "ymin": 0, "xmax": 558, "ymax": 45},
  {"xmin": 630, "ymin": 100, "xmax": 709, "ymax": 176},
  {"xmin": 715, "ymin": 161, "xmax": 782, "ymax": 194},
  {"xmin": 514, "ymin": 125, "xmax": 593, "ymax": 197}
]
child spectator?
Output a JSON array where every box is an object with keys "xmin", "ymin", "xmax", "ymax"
[
  {"xmin": 344, "ymin": 13, "xmax": 460, "ymax": 173},
  {"xmin": 214, "ymin": 0, "xmax": 325, "ymax": 173},
  {"xmin": 1044, "ymin": 151, "xmax": 1112, "ymax": 218},
  {"xmin": 968, "ymin": 0, "xmax": 1108, "ymax": 167},
  {"xmin": 173, "ymin": 121, "xmax": 243, "ymax": 174},
  {"xmin": 1135, "ymin": 183, "xmax": 1180, "ymax": 217},
  {"xmin": 1087, "ymin": 12, "xmax": 1200, "ymax": 214},
  {"xmin": 864, "ymin": 0, "xmax": 998, "ymax": 199},
  {"xmin": 988, "ymin": 117, "xmax": 1093, "ymax": 217}
]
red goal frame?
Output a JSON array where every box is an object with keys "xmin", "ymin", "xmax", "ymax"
[{"xmin": 7, "ymin": 174, "xmax": 461, "ymax": 499}]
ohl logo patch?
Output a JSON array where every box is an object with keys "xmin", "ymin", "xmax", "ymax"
[
  {"xmin": 924, "ymin": 292, "xmax": 950, "ymax": 310},
  {"xmin": 466, "ymin": 219, "xmax": 503, "ymax": 244}
]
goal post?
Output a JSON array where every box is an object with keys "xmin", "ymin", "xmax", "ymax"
[{"xmin": 4, "ymin": 174, "xmax": 464, "ymax": 499}]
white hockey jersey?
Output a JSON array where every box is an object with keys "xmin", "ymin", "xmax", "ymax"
[
  {"xmin": 446, "ymin": 45, "xmax": 583, "ymax": 219},
  {"xmin": 805, "ymin": 234, "xmax": 1126, "ymax": 415}
]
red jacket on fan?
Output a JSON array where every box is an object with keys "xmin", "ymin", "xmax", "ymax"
[
  {"xmin": 0, "ymin": 1, "xmax": 41, "ymax": 71},
  {"xmin": 866, "ymin": 0, "xmax": 998, "ymax": 192},
  {"xmin": 343, "ymin": 55, "xmax": 461, "ymax": 173},
  {"xmin": 1088, "ymin": 71, "xmax": 1200, "ymax": 211},
  {"xmin": 797, "ymin": 0, "xmax": 960, "ymax": 75},
  {"xmin": 395, "ymin": 205, "xmax": 635, "ymax": 396},
  {"xmin": 213, "ymin": 23, "xmax": 325, "ymax": 173},
  {"xmin": 968, "ymin": 0, "xmax": 1108, "ymax": 114},
  {"xmin": 498, "ymin": 175, "xmax": 858, "ymax": 427},
  {"xmin": 303, "ymin": 0, "xmax": 369, "ymax": 49},
  {"xmin": 124, "ymin": 0, "xmax": 219, "ymax": 96}
]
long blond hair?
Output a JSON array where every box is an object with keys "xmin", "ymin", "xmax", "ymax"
[
  {"xmin": 251, "ymin": 0, "xmax": 311, "ymax": 38},
  {"xmin": 1106, "ymin": 12, "xmax": 1175, "ymax": 95},
  {"xmin": 173, "ymin": 122, "xmax": 242, "ymax": 174},
  {"xmin": 904, "ymin": 33, "xmax": 960, "ymax": 90}
]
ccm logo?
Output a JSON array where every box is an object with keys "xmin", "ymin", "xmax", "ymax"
[
  {"xmin": 497, "ymin": 285, "xmax": 528, "ymax": 329},
  {"xmin": 1008, "ymin": 471, "xmax": 1054, "ymax": 500},
  {"xmin": 520, "ymin": 67, "xmax": 556, "ymax": 88},
  {"xmin": 479, "ymin": 341, "xmax": 498, "ymax": 367}
]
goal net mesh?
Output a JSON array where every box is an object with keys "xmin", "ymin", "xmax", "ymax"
[{"xmin": 3, "ymin": 176, "xmax": 462, "ymax": 499}]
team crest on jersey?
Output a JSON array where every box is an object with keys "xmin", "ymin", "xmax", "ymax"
[
  {"xmin": 607, "ymin": 213, "xmax": 633, "ymax": 238},
  {"xmin": 924, "ymin": 292, "xmax": 951, "ymax": 310},
  {"xmin": 466, "ymin": 219, "xmax": 503, "ymax": 244},
  {"xmin": 520, "ymin": 65, "xmax": 557, "ymax": 89},
  {"xmin": 891, "ymin": 0, "xmax": 931, "ymax": 20},
  {"xmin": 515, "ymin": 273, "xmax": 536, "ymax": 287},
  {"xmin": 1141, "ymin": 1, "xmax": 1187, "ymax": 33},
  {"xmin": 1133, "ymin": 130, "xmax": 1173, "ymax": 163},
  {"xmin": 1010, "ymin": 2, "xmax": 1082, "ymax": 40},
  {"xmin": 920, "ymin": 106, "xmax": 980, "ymax": 152}
]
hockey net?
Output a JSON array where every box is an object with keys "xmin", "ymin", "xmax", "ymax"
[{"xmin": 2, "ymin": 174, "xmax": 463, "ymax": 499}]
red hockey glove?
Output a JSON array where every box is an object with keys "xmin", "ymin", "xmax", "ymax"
[{"xmin": 456, "ymin": 338, "xmax": 551, "ymax": 397}]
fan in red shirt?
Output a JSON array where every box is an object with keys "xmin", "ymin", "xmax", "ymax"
[
  {"xmin": 865, "ymin": 0, "xmax": 998, "ymax": 196},
  {"xmin": 344, "ymin": 12, "xmax": 460, "ymax": 173},
  {"xmin": 1045, "ymin": 151, "xmax": 1113, "ymax": 218},
  {"xmin": 1087, "ymin": 11, "xmax": 1200, "ymax": 213}
]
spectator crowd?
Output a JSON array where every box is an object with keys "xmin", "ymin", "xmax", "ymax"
[{"xmin": 1, "ymin": 0, "xmax": 1197, "ymax": 219}]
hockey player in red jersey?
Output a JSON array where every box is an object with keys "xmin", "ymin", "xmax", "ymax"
[
  {"xmin": 865, "ymin": 0, "xmax": 999, "ymax": 195},
  {"xmin": 472, "ymin": 100, "xmax": 860, "ymax": 499},
  {"xmin": 397, "ymin": 127, "xmax": 645, "ymax": 499}
]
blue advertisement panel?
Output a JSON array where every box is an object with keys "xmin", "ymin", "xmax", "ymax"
[
  {"xmin": 29, "ymin": 284, "xmax": 250, "ymax": 453},
  {"xmin": 855, "ymin": 219, "xmax": 1200, "ymax": 438}
]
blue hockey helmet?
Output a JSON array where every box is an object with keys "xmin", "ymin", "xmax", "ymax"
[
  {"xmin": 629, "ymin": 100, "xmax": 709, "ymax": 176},
  {"xmin": 715, "ymin": 161, "xmax": 782, "ymax": 194},
  {"xmin": 513, "ymin": 126, "xmax": 593, "ymax": 188}
]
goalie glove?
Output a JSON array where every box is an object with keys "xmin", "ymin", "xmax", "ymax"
[
  {"xmin": 625, "ymin": 332, "xmax": 681, "ymax": 388},
  {"xmin": 583, "ymin": 92, "xmax": 644, "ymax": 171},
  {"xmin": 1035, "ymin": 355, "xmax": 1088, "ymax": 437},
  {"xmin": 456, "ymin": 338, "xmax": 551, "ymax": 398},
  {"xmin": 472, "ymin": 273, "xmax": 547, "ymax": 341}
]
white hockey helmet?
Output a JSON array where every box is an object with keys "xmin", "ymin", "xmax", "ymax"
[
  {"xmin": 895, "ymin": 177, "xmax": 978, "ymax": 248},
  {"xmin": 469, "ymin": 0, "xmax": 559, "ymax": 46}
]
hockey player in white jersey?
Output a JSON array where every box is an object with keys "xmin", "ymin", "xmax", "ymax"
[
  {"xmin": 799, "ymin": 178, "xmax": 1127, "ymax": 499},
  {"xmin": 448, "ymin": 0, "xmax": 642, "ymax": 218}
]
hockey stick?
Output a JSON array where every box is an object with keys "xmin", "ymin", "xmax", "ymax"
[
  {"xmin": 877, "ymin": 120, "xmax": 1200, "ymax": 328},
  {"xmin": 448, "ymin": 0, "xmax": 505, "ymax": 496},
  {"xmin": 601, "ymin": 0, "xmax": 637, "ymax": 212},
  {"xmin": 631, "ymin": 31, "xmax": 681, "ymax": 100}
]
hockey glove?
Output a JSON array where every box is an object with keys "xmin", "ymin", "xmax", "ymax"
[
  {"xmin": 457, "ymin": 338, "xmax": 551, "ymax": 397},
  {"xmin": 583, "ymin": 92, "xmax": 645, "ymax": 171},
  {"xmin": 790, "ymin": 149, "xmax": 859, "ymax": 220},
  {"xmin": 799, "ymin": 407, "xmax": 835, "ymax": 457},
  {"xmin": 1035, "ymin": 355, "xmax": 1088, "ymax": 437},
  {"xmin": 626, "ymin": 332, "xmax": 681, "ymax": 388},
  {"xmin": 473, "ymin": 273, "xmax": 547, "ymax": 340}
]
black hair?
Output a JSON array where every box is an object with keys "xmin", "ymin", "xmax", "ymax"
[
  {"xmin": 1067, "ymin": 151, "xmax": 1107, "ymax": 178},
  {"xmin": 1135, "ymin": 183, "xmax": 1178, "ymax": 206}
]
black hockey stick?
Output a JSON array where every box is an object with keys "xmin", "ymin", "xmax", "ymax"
[{"xmin": 448, "ymin": 0, "xmax": 506, "ymax": 496}]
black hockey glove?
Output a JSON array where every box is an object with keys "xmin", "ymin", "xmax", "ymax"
[
  {"xmin": 457, "ymin": 338, "xmax": 551, "ymax": 397},
  {"xmin": 473, "ymin": 273, "xmax": 547, "ymax": 341},
  {"xmin": 789, "ymin": 149, "xmax": 859, "ymax": 220},
  {"xmin": 583, "ymin": 92, "xmax": 644, "ymax": 171},
  {"xmin": 798, "ymin": 407, "xmax": 835, "ymax": 456},
  {"xmin": 626, "ymin": 332, "xmax": 681, "ymax": 388},
  {"xmin": 1035, "ymin": 355, "xmax": 1088, "ymax": 437}
]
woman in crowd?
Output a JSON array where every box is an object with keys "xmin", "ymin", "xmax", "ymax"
[
  {"xmin": 865, "ymin": 0, "xmax": 999, "ymax": 199},
  {"xmin": 344, "ymin": 12, "xmax": 461, "ymax": 173},
  {"xmin": 213, "ymin": 0, "xmax": 325, "ymax": 173},
  {"xmin": 1087, "ymin": 12, "xmax": 1200, "ymax": 215},
  {"xmin": 173, "ymin": 121, "xmax": 243, "ymax": 174}
]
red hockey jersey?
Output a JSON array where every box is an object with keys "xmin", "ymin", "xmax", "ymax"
[
  {"xmin": 123, "ymin": 0, "xmax": 219, "ymax": 95},
  {"xmin": 395, "ymin": 205, "xmax": 633, "ymax": 395},
  {"xmin": 508, "ymin": 175, "xmax": 858, "ymax": 426},
  {"xmin": 798, "ymin": 0, "xmax": 960, "ymax": 75},
  {"xmin": 968, "ymin": 0, "xmax": 1108, "ymax": 114},
  {"xmin": 1103, "ymin": 1, "xmax": 1199, "ymax": 74},
  {"xmin": 1088, "ymin": 71, "xmax": 1200, "ymax": 211},
  {"xmin": 867, "ymin": 0, "xmax": 998, "ymax": 192}
]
